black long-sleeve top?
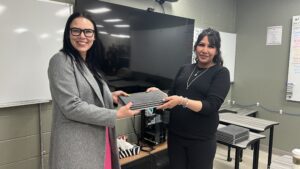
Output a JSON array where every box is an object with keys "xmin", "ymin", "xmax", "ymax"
[{"xmin": 168, "ymin": 63, "xmax": 230, "ymax": 140}]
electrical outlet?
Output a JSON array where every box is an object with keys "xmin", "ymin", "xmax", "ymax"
[{"xmin": 279, "ymin": 109, "xmax": 283, "ymax": 115}]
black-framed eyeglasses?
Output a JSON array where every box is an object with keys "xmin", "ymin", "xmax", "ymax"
[{"xmin": 70, "ymin": 27, "xmax": 95, "ymax": 37}]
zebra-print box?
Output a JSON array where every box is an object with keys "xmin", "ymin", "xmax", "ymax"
[{"xmin": 119, "ymin": 146, "xmax": 140, "ymax": 159}]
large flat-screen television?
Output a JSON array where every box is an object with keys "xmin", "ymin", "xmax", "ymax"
[{"xmin": 75, "ymin": 0, "xmax": 195, "ymax": 93}]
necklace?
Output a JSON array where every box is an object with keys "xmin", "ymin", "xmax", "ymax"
[
  {"xmin": 186, "ymin": 65, "xmax": 209, "ymax": 90},
  {"xmin": 194, "ymin": 70, "xmax": 201, "ymax": 76}
]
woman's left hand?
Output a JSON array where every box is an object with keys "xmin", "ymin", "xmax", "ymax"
[
  {"xmin": 157, "ymin": 95, "xmax": 182, "ymax": 110},
  {"xmin": 112, "ymin": 90, "xmax": 129, "ymax": 104}
]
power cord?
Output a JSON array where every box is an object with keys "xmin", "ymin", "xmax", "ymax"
[
  {"xmin": 154, "ymin": 0, "xmax": 166, "ymax": 14},
  {"xmin": 155, "ymin": 0, "xmax": 165, "ymax": 5},
  {"xmin": 140, "ymin": 144, "xmax": 155, "ymax": 153},
  {"xmin": 159, "ymin": 3, "xmax": 165, "ymax": 14},
  {"xmin": 130, "ymin": 115, "xmax": 140, "ymax": 145}
]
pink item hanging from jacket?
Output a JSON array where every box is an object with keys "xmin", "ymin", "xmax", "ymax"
[{"xmin": 104, "ymin": 128, "xmax": 112, "ymax": 169}]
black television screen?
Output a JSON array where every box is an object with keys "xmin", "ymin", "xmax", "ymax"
[{"xmin": 75, "ymin": 0, "xmax": 195, "ymax": 93}]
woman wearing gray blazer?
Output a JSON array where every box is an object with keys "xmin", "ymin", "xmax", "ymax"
[{"xmin": 48, "ymin": 12, "xmax": 139, "ymax": 169}]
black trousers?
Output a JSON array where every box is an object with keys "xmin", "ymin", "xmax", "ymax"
[{"xmin": 168, "ymin": 132, "xmax": 216, "ymax": 169}]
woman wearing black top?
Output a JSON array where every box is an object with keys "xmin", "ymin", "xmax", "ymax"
[{"xmin": 147, "ymin": 28, "xmax": 230, "ymax": 169}]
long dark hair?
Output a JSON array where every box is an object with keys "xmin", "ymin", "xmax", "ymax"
[
  {"xmin": 61, "ymin": 12, "xmax": 105, "ymax": 75},
  {"xmin": 193, "ymin": 28, "xmax": 223, "ymax": 65}
]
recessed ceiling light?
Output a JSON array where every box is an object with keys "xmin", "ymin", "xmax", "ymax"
[
  {"xmin": 104, "ymin": 19, "xmax": 122, "ymax": 22},
  {"xmin": 55, "ymin": 7, "xmax": 70, "ymax": 17},
  {"xmin": 96, "ymin": 25, "xmax": 104, "ymax": 28},
  {"xmin": 56, "ymin": 29, "xmax": 64, "ymax": 34},
  {"xmin": 0, "ymin": 5, "xmax": 6, "ymax": 15},
  {"xmin": 14, "ymin": 28, "xmax": 28, "ymax": 34},
  {"xmin": 99, "ymin": 31, "xmax": 108, "ymax": 34},
  {"xmin": 40, "ymin": 33, "xmax": 50, "ymax": 39},
  {"xmin": 110, "ymin": 34, "xmax": 130, "ymax": 38},
  {"xmin": 87, "ymin": 7, "xmax": 110, "ymax": 14},
  {"xmin": 114, "ymin": 24, "xmax": 130, "ymax": 28}
]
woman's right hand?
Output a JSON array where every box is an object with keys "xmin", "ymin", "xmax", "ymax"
[
  {"xmin": 146, "ymin": 87, "xmax": 160, "ymax": 92},
  {"xmin": 116, "ymin": 102, "xmax": 140, "ymax": 119}
]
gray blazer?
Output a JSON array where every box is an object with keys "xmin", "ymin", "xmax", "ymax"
[{"xmin": 48, "ymin": 52, "xmax": 121, "ymax": 169}]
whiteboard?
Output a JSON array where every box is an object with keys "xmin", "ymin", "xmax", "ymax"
[
  {"xmin": 193, "ymin": 27, "xmax": 236, "ymax": 82},
  {"xmin": 0, "ymin": 0, "xmax": 71, "ymax": 105},
  {"xmin": 286, "ymin": 16, "xmax": 300, "ymax": 102}
]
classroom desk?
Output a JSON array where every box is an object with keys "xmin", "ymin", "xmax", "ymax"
[
  {"xmin": 219, "ymin": 106, "xmax": 258, "ymax": 117},
  {"xmin": 120, "ymin": 131, "xmax": 264, "ymax": 169},
  {"xmin": 120, "ymin": 142, "xmax": 168, "ymax": 169},
  {"xmin": 219, "ymin": 113, "xmax": 280, "ymax": 169},
  {"xmin": 218, "ymin": 124, "xmax": 266, "ymax": 169}
]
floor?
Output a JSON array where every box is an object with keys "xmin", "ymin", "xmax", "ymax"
[{"xmin": 213, "ymin": 144, "xmax": 281, "ymax": 169}]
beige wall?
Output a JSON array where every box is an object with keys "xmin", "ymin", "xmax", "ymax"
[
  {"xmin": 0, "ymin": 102, "xmax": 141, "ymax": 169},
  {"xmin": 234, "ymin": 0, "xmax": 300, "ymax": 151},
  {"xmin": 98, "ymin": 0, "xmax": 236, "ymax": 33},
  {"xmin": 0, "ymin": 104, "xmax": 41, "ymax": 169}
]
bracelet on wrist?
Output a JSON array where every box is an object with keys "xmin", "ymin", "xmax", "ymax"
[
  {"xmin": 184, "ymin": 98, "xmax": 189, "ymax": 108},
  {"xmin": 179, "ymin": 96, "xmax": 184, "ymax": 105},
  {"xmin": 181, "ymin": 97, "xmax": 189, "ymax": 108}
]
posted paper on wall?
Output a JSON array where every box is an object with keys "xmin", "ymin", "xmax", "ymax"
[{"xmin": 266, "ymin": 26, "xmax": 282, "ymax": 45}]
